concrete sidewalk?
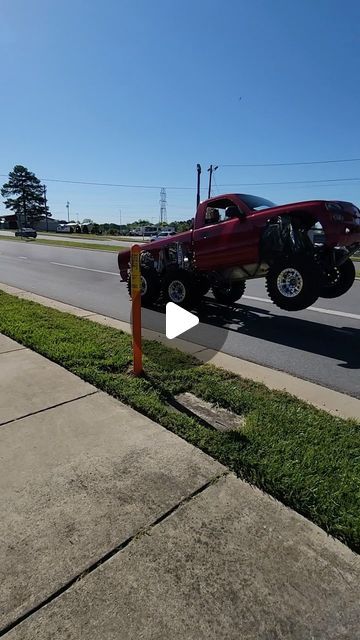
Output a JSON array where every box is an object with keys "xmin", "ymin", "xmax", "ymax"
[{"xmin": 0, "ymin": 334, "xmax": 359, "ymax": 639}]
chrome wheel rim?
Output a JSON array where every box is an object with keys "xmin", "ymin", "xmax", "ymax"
[
  {"xmin": 168, "ymin": 279, "xmax": 186, "ymax": 303},
  {"xmin": 277, "ymin": 268, "xmax": 303, "ymax": 298},
  {"xmin": 325, "ymin": 267, "xmax": 340, "ymax": 286}
]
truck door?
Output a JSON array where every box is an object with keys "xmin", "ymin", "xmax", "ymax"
[{"xmin": 193, "ymin": 205, "xmax": 258, "ymax": 271}]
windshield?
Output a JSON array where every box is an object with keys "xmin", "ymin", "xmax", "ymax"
[{"xmin": 239, "ymin": 194, "xmax": 276, "ymax": 211}]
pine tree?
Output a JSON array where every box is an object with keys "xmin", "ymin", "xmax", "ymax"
[{"xmin": 1, "ymin": 165, "xmax": 51, "ymax": 227}]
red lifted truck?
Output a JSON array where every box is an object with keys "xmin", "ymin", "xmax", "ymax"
[{"xmin": 118, "ymin": 193, "xmax": 360, "ymax": 312}]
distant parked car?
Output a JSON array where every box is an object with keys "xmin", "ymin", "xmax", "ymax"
[
  {"xmin": 150, "ymin": 230, "xmax": 176, "ymax": 242},
  {"xmin": 56, "ymin": 224, "xmax": 74, "ymax": 233},
  {"xmin": 15, "ymin": 228, "xmax": 37, "ymax": 239}
]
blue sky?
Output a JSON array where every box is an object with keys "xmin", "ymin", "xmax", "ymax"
[{"xmin": 1, "ymin": 0, "xmax": 359, "ymax": 224}]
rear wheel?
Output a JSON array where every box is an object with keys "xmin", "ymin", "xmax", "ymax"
[
  {"xmin": 319, "ymin": 259, "xmax": 355, "ymax": 298},
  {"xmin": 266, "ymin": 259, "xmax": 319, "ymax": 311},
  {"xmin": 163, "ymin": 271, "xmax": 196, "ymax": 308},
  {"xmin": 127, "ymin": 268, "xmax": 161, "ymax": 306},
  {"xmin": 212, "ymin": 281, "xmax": 246, "ymax": 305}
]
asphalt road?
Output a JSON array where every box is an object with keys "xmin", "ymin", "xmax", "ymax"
[{"xmin": 0, "ymin": 239, "xmax": 359, "ymax": 398}]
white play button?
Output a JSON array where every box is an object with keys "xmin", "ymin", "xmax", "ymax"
[{"xmin": 166, "ymin": 302, "xmax": 199, "ymax": 339}]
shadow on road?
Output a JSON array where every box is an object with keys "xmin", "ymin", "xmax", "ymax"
[
  {"xmin": 198, "ymin": 298, "xmax": 360, "ymax": 370},
  {"xmin": 144, "ymin": 297, "xmax": 360, "ymax": 371}
]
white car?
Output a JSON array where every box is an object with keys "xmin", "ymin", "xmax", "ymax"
[
  {"xmin": 150, "ymin": 231, "xmax": 176, "ymax": 242},
  {"xmin": 57, "ymin": 224, "xmax": 71, "ymax": 233}
]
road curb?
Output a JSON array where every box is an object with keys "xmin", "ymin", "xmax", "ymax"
[{"xmin": 0, "ymin": 281, "xmax": 359, "ymax": 421}]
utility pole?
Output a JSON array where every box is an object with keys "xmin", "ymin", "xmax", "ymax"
[
  {"xmin": 66, "ymin": 201, "xmax": 70, "ymax": 222},
  {"xmin": 119, "ymin": 209, "xmax": 122, "ymax": 230},
  {"xmin": 43, "ymin": 185, "xmax": 48, "ymax": 232},
  {"xmin": 22, "ymin": 186, "xmax": 27, "ymax": 228},
  {"xmin": 196, "ymin": 164, "xmax": 201, "ymax": 208},
  {"xmin": 207, "ymin": 164, "xmax": 218, "ymax": 199}
]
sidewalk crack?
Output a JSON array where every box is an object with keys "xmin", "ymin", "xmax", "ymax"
[
  {"xmin": 0, "ymin": 391, "xmax": 99, "ymax": 428},
  {"xmin": 0, "ymin": 347, "xmax": 27, "ymax": 356}
]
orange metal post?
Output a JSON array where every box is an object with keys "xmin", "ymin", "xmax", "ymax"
[{"xmin": 131, "ymin": 244, "xmax": 143, "ymax": 375}]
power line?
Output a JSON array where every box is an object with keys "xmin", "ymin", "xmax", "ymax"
[
  {"xmin": 0, "ymin": 175, "xmax": 197, "ymax": 191},
  {"xmin": 212, "ymin": 173, "xmax": 220, "ymax": 195},
  {"xmin": 219, "ymin": 157, "xmax": 360, "ymax": 168},
  {"xmin": 217, "ymin": 177, "xmax": 360, "ymax": 187}
]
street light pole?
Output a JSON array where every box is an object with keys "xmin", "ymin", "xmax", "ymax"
[
  {"xmin": 43, "ymin": 185, "xmax": 48, "ymax": 232},
  {"xmin": 66, "ymin": 201, "xmax": 70, "ymax": 222}
]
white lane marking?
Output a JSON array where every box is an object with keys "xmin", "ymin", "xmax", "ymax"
[
  {"xmin": 307, "ymin": 306, "xmax": 360, "ymax": 320},
  {"xmin": 18, "ymin": 256, "xmax": 28, "ymax": 259},
  {"xmin": 50, "ymin": 262, "xmax": 119, "ymax": 276},
  {"xmin": 243, "ymin": 295, "xmax": 360, "ymax": 321}
]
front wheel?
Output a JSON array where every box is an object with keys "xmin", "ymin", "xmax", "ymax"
[
  {"xmin": 319, "ymin": 259, "xmax": 355, "ymax": 299},
  {"xmin": 266, "ymin": 259, "xmax": 319, "ymax": 311},
  {"xmin": 127, "ymin": 268, "xmax": 161, "ymax": 306},
  {"xmin": 212, "ymin": 281, "xmax": 246, "ymax": 305},
  {"xmin": 163, "ymin": 271, "xmax": 196, "ymax": 308}
]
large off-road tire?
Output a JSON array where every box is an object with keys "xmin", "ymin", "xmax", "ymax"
[
  {"xmin": 266, "ymin": 259, "xmax": 319, "ymax": 311},
  {"xmin": 212, "ymin": 281, "xmax": 246, "ymax": 305},
  {"xmin": 127, "ymin": 268, "xmax": 161, "ymax": 306},
  {"xmin": 163, "ymin": 271, "xmax": 196, "ymax": 308},
  {"xmin": 319, "ymin": 259, "xmax": 355, "ymax": 299}
]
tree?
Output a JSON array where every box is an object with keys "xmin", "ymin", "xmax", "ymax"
[{"xmin": 1, "ymin": 165, "xmax": 50, "ymax": 228}]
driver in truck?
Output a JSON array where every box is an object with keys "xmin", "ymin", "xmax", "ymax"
[{"xmin": 205, "ymin": 207, "xmax": 220, "ymax": 224}]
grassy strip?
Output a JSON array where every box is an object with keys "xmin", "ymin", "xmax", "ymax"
[
  {"xmin": 37, "ymin": 231, "xmax": 105, "ymax": 240},
  {"xmin": 0, "ymin": 290, "xmax": 359, "ymax": 552},
  {"xmin": 0, "ymin": 236, "xmax": 124, "ymax": 252}
]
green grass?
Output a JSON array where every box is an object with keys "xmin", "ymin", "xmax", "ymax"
[
  {"xmin": 0, "ymin": 290, "xmax": 359, "ymax": 552},
  {"xmin": 0, "ymin": 235, "xmax": 125, "ymax": 252},
  {"xmin": 38, "ymin": 231, "xmax": 106, "ymax": 241}
]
